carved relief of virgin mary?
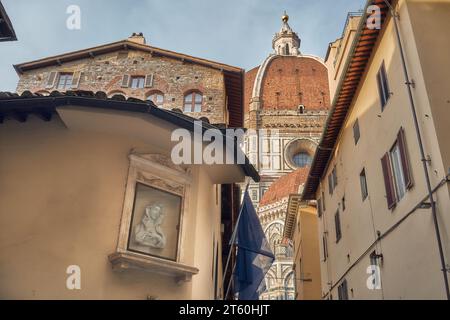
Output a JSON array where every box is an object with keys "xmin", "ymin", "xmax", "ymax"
[
  {"xmin": 128, "ymin": 182, "xmax": 182, "ymax": 261},
  {"xmin": 134, "ymin": 204, "xmax": 166, "ymax": 249}
]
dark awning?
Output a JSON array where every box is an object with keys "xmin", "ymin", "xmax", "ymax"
[
  {"xmin": 0, "ymin": 90, "xmax": 259, "ymax": 182},
  {"xmin": 0, "ymin": 1, "xmax": 17, "ymax": 42}
]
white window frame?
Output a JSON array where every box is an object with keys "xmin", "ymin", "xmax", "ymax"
[
  {"xmin": 56, "ymin": 73, "xmax": 74, "ymax": 90},
  {"xmin": 130, "ymin": 76, "xmax": 145, "ymax": 89},
  {"xmin": 390, "ymin": 142, "xmax": 406, "ymax": 201}
]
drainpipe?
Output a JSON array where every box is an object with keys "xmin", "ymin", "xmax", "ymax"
[{"xmin": 382, "ymin": 0, "xmax": 450, "ymax": 299}]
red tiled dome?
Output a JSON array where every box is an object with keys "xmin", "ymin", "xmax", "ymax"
[
  {"xmin": 244, "ymin": 55, "xmax": 330, "ymax": 112},
  {"xmin": 259, "ymin": 167, "xmax": 310, "ymax": 206}
]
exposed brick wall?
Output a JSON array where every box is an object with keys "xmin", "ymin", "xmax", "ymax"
[
  {"xmin": 254, "ymin": 56, "xmax": 330, "ymax": 111},
  {"xmin": 15, "ymin": 49, "xmax": 227, "ymax": 124},
  {"xmin": 244, "ymin": 66, "xmax": 259, "ymax": 113},
  {"xmin": 259, "ymin": 167, "xmax": 310, "ymax": 206}
]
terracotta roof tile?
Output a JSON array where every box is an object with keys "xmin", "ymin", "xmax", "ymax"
[{"xmin": 259, "ymin": 167, "xmax": 310, "ymax": 206}]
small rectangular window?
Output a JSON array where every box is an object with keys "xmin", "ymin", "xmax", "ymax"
[
  {"xmin": 370, "ymin": 251, "xmax": 378, "ymax": 268},
  {"xmin": 333, "ymin": 167, "xmax": 338, "ymax": 188},
  {"xmin": 360, "ymin": 168, "xmax": 368, "ymax": 201},
  {"xmin": 317, "ymin": 198, "xmax": 323, "ymax": 218},
  {"xmin": 377, "ymin": 61, "xmax": 390, "ymax": 110},
  {"xmin": 184, "ymin": 92, "xmax": 203, "ymax": 113},
  {"xmin": 130, "ymin": 76, "xmax": 145, "ymax": 89},
  {"xmin": 328, "ymin": 166, "xmax": 337, "ymax": 195},
  {"xmin": 322, "ymin": 235, "xmax": 328, "ymax": 261},
  {"xmin": 381, "ymin": 128, "xmax": 413, "ymax": 209},
  {"xmin": 334, "ymin": 210, "xmax": 342, "ymax": 243},
  {"xmin": 353, "ymin": 119, "xmax": 360, "ymax": 145},
  {"xmin": 322, "ymin": 191, "xmax": 326, "ymax": 211},
  {"xmin": 56, "ymin": 73, "xmax": 73, "ymax": 90},
  {"xmin": 338, "ymin": 280, "xmax": 349, "ymax": 300},
  {"xmin": 262, "ymin": 188, "xmax": 268, "ymax": 196},
  {"xmin": 251, "ymin": 189, "xmax": 258, "ymax": 201},
  {"xmin": 390, "ymin": 142, "xmax": 406, "ymax": 201},
  {"xmin": 328, "ymin": 174, "xmax": 334, "ymax": 195}
]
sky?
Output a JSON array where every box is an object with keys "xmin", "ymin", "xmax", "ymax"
[{"xmin": 0, "ymin": 0, "xmax": 365, "ymax": 92}]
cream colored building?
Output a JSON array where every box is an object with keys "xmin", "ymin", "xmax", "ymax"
[
  {"xmin": 0, "ymin": 93, "xmax": 258, "ymax": 299},
  {"xmin": 283, "ymin": 195, "xmax": 322, "ymax": 300},
  {"xmin": 0, "ymin": 33, "xmax": 257, "ymax": 299},
  {"xmin": 303, "ymin": 0, "xmax": 450, "ymax": 300}
]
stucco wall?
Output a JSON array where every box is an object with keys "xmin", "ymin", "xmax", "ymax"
[
  {"xmin": 0, "ymin": 115, "xmax": 219, "ymax": 299},
  {"xmin": 293, "ymin": 206, "xmax": 321, "ymax": 300},
  {"xmin": 317, "ymin": 0, "xmax": 450, "ymax": 299},
  {"xmin": 407, "ymin": 0, "xmax": 450, "ymax": 189}
]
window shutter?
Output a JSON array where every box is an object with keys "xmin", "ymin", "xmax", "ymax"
[
  {"xmin": 322, "ymin": 192, "xmax": 326, "ymax": 211},
  {"xmin": 398, "ymin": 128, "xmax": 413, "ymax": 189},
  {"xmin": 381, "ymin": 64, "xmax": 390, "ymax": 100},
  {"xmin": 353, "ymin": 119, "xmax": 360, "ymax": 145},
  {"xmin": 335, "ymin": 211, "xmax": 341, "ymax": 242},
  {"xmin": 328, "ymin": 174, "xmax": 333, "ymax": 195},
  {"xmin": 144, "ymin": 74, "xmax": 154, "ymax": 88},
  {"xmin": 381, "ymin": 153, "xmax": 396, "ymax": 209},
  {"xmin": 71, "ymin": 71, "xmax": 82, "ymax": 89},
  {"xmin": 317, "ymin": 198, "xmax": 323, "ymax": 218},
  {"xmin": 333, "ymin": 167, "xmax": 338, "ymax": 187},
  {"xmin": 121, "ymin": 74, "xmax": 130, "ymax": 88},
  {"xmin": 46, "ymin": 71, "xmax": 58, "ymax": 88},
  {"xmin": 322, "ymin": 235, "xmax": 328, "ymax": 261}
]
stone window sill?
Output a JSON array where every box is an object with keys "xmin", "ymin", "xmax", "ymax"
[{"xmin": 108, "ymin": 251, "xmax": 199, "ymax": 283}]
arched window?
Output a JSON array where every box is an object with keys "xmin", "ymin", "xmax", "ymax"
[
  {"xmin": 266, "ymin": 223, "xmax": 283, "ymax": 253},
  {"xmin": 199, "ymin": 117, "xmax": 210, "ymax": 124},
  {"xmin": 184, "ymin": 91, "xmax": 202, "ymax": 113},
  {"xmin": 285, "ymin": 273, "xmax": 294, "ymax": 288},
  {"xmin": 293, "ymin": 152, "xmax": 312, "ymax": 168},
  {"xmin": 35, "ymin": 90, "xmax": 50, "ymax": 96},
  {"xmin": 285, "ymin": 43, "xmax": 290, "ymax": 55},
  {"xmin": 108, "ymin": 90, "xmax": 126, "ymax": 98},
  {"xmin": 298, "ymin": 105, "xmax": 305, "ymax": 114},
  {"xmin": 146, "ymin": 91, "xmax": 164, "ymax": 107}
]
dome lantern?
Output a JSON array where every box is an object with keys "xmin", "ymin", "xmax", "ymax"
[{"xmin": 272, "ymin": 11, "xmax": 301, "ymax": 56}]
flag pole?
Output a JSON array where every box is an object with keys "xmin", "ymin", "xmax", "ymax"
[
  {"xmin": 224, "ymin": 263, "xmax": 237, "ymax": 300},
  {"xmin": 221, "ymin": 178, "xmax": 251, "ymax": 300}
]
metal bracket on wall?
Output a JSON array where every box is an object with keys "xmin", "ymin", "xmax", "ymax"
[{"xmin": 405, "ymin": 79, "xmax": 416, "ymax": 89}]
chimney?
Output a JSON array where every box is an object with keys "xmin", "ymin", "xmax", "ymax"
[{"xmin": 128, "ymin": 32, "xmax": 146, "ymax": 45}]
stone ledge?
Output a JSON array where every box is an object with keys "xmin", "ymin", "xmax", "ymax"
[{"xmin": 108, "ymin": 251, "xmax": 199, "ymax": 283}]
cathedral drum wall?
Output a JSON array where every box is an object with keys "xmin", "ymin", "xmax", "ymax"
[{"xmin": 242, "ymin": 13, "xmax": 331, "ymax": 300}]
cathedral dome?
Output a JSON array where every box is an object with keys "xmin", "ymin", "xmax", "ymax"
[
  {"xmin": 244, "ymin": 13, "xmax": 330, "ymax": 114},
  {"xmin": 244, "ymin": 55, "xmax": 330, "ymax": 112},
  {"xmin": 259, "ymin": 167, "xmax": 310, "ymax": 206}
]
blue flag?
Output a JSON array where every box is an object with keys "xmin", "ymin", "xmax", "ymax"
[{"xmin": 234, "ymin": 191, "xmax": 275, "ymax": 300}]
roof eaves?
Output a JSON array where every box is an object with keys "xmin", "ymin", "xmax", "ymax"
[
  {"xmin": 302, "ymin": 0, "xmax": 391, "ymax": 200},
  {"xmin": 13, "ymin": 40, "xmax": 243, "ymax": 75},
  {"xmin": 0, "ymin": 92, "xmax": 259, "ymax": 182},
  {"xmin": 0, "ymin": 1, "xmax": 17, "ymax": 42}
]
